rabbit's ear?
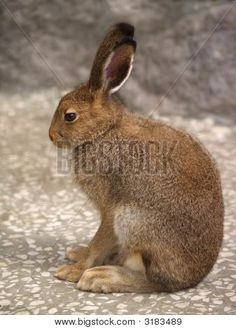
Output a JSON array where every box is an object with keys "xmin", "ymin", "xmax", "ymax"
[
  {"xmin": 102, "ymin": 38, "xmax": 136, "ymax": 94},
  {"xmin": 89, "ymin": 23, "xmax": 135, "ymax": 91}
]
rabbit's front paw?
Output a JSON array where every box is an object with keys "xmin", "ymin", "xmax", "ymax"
[
  {"xmin": 54, "ymin": 264, "xmax": 84, "ymax": 282},
  {"xmin": 65, "ymin": 246, "xmax": 89, "ymax": 262}
]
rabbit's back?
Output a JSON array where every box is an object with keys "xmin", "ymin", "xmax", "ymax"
[{"xmin": 114, "ymin": 113, "xmax": 223, "ymax": 210}]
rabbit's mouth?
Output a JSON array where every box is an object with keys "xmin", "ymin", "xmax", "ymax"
[
  {"xmin": 49, "ymin": 129, "xmax": 72, "ymax": 148},
  {"xmin": 49, "ymin": 134, "xmax": 71, "ymax": 149},
  {"xmin": 54, "ymin": 138, "xmax": 74, "ymax": 149},
  {"xmin": 53, "ymin": 140, "xmax": 65, "ymax": 148}
]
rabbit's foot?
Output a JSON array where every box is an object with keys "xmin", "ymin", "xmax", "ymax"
[
  {"xmin": 77, "ymin": 265, "xmax": 158, "ymax": 293},
  {"xmin": 65, "ymin": 246, "xmax": 89, "ymax": 262},
  {"xmin": 77, "ymin": 266, "xmax": 120, "ymax": 293},
  {"xmin": 78, "ymin": 265, "xmax": 144, "ymax": 293},
  {"xmin": 54, "ymin": 264, "xmax": 84, "ymax": 282}
]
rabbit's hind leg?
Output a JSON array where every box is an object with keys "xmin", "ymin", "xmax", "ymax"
[
  {"xmin": 77, "ymin": 265, "xmax": 154, "ymax": 293},
  {"xmin": 77, "ymin": 253, "xmax": 159, "ymax": 293}
]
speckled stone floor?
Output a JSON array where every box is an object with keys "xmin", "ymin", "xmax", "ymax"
[{"xmin": 0, "ymin": 89, "xmax": 236, "ymax": 315}]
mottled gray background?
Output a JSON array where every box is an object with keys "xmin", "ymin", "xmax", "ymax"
[
  {"xmin": 0, "ymin": 0, "xmax": 236, "ymax": 315},
  {"xmin": 1, "ymin": 0, "xmax": 236, "ymax": 118}
]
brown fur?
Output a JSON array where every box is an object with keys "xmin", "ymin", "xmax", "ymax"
[{"xmin": 49, "ymin": 23, "xmax": 224, "ymax": 293}]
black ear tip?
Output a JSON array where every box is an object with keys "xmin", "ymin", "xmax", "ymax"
[
  {"xmin": 114, "ymin": 22, "xmax": 134, "ymax": 37},
  {"xmin": 114, "ymin": 38, "xmax": 137, "ymax": 52},
  {"xmin": 126, "ymin": 38, "xmax": 137, "ymax": 52}
]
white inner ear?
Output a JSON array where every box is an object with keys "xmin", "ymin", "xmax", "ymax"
[{"xmin": 103, "ymin": 52, "xmax": 134, "ymax": 95}]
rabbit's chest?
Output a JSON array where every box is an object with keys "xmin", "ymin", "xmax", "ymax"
[
  {"xmin": 113, "ymin": 206, "xmax": 146, "ymax": 248},
  {"xmin": 78, "ymin": 175, "xmax": 111, "ymax": 208}
]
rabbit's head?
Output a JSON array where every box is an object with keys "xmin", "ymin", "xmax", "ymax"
[{"xmin": 49, "ymin": 23, "xmax": 136, "ymax": 148}]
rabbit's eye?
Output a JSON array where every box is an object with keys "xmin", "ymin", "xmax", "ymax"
[{"xmin": 64, "ymin": 111, "xmax": 78, "ymax": 123}]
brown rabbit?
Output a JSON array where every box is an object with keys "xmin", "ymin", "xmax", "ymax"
[{"xmin": 49, "ymin": 23, "xmax": 224, "ymax": 293}]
